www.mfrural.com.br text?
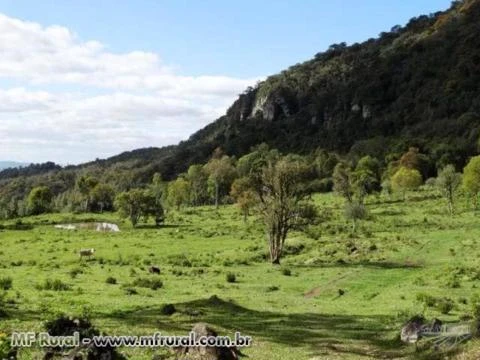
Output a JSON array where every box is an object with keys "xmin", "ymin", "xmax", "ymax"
[{"xmin": 10, "ymin": 331, "xmax": 252, "ymax": 348}]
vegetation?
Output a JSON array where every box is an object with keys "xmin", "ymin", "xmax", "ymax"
[
  {"xmin": 0, "ymin": 188, "xmax": 480, "ymax": 359},
  {"xmin": 391, "ymin": 167, "xmax": 423, "ymax": 199},
  {"xmin": 436, "ymin": 164, "xmax": 462, "ymax": 215},
  {"xmin": 2, "ymin": 1, "xmax": 480, "ymax": 359},
  {"xmin": 2, "ymin": 1, "xmax": 480, "ymax": 211},
  {"xmin": 462, "ymin": 155, "xmax": 480, "ymax": 209}
]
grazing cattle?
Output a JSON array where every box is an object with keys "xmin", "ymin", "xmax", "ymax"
[
  {"xmin": 79, "ymin": 248, "xmax": 95, "ymax": 260},
  {"xmin": 148, "ymin": 266, "xmax": 161, "ymax": 274}
]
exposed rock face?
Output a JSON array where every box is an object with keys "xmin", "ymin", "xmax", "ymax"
[
  {"xmin": 249, "ymin": 87, "xmax": 298, "ymax": 122},
  {"xmin": 362, "ymin": 105, "xmax": 371, "ymax": 119},
  {"xmin": 226, "ymin": 90, "xmax": 256, "ymax": 122}
]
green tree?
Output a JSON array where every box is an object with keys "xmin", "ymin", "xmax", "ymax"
[
  {"xmin": 167, "ymin": 177, "xmax": 191, "ymax": 211},
  {"xmin": 230, "ymin": 177, "xmax": 257, "ymax": 222},
  {"xmin": 391, "ymin": 167, "xmax": 422, "ymax": 200},
  {"xmin": 142, "ymin": 189, "xmax": 165, "ymax": 226},
  {"xmin": 186, "ymin": 165, "xmax": 208, "ymax": 206},
  {"xmin": 332, "ymin": 162, "xmax": 353, "ymax": 202},
  {"xmin": 237, "ymin": 144, "xmax": 280, "ymax": 194},
  {"xmin": 257, "ymin": 157, "xmax": 316, "ymax": 264},
  {"xmin": 313, "ymin": 149, "xmax": 338, "ymax": 179},
  {"xmin": 90, "ymin": 183, "xmax": 115, "ymax": 212},
  {"xmin": 27, "ymin": 186, "xmax": 52, "ymax": 215},
  {"xmin": 115, "ymin": 189, "xmax": 163, "ymax": 227},
  {"xmin": 204, "ymin": 155, "xmax": 236, "ymax": 209},
  {"xmin": 462, "ymin": 155, "xmax": 480, "ymax": 210},
  {"xmin": 436, "ymin": 164, "xmax": 462, "ymax": 215},
  {"xmin": 76, "ymin": 175, "xmax": 98, "ymax": 212},
  {"xmin": 149, "ymin": 173, "xmax": 166, "ymax": 225},
  {"xmin": 352, "ymin": 155, "xmax": 381, "ymax": 200}
]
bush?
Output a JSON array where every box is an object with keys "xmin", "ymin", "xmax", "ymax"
[
  {"xmin": 0, "ymin": 331, "xmax": 13, "ymax": 359},
  {"xmin": 160, "ymin": 304, "xmax": 176, "ymax": 316},
  {"xmin": 124, "ymin": 287, "xmax": 138, "ymax": 295},
  {"xmin": 132, "ymin": 277, "xmax": 163, "ymax": 290},
  {"xmin": 445, "ymin": 276, "xmax": 461, "ymax": 288},
  {"xmin": 105, "ymin": 277, "xmax": 117, "ymax": 285},
  {"xmin": 0, "ymin": 291, "xmax": 7, "ymax": 318},
  {"xmin": 37, "ymin": 279, "xmax": 71, "ymax": 291},
  {"xmin": 437, "ymin": 298, "xmax": 455, "ymax": 314},
  {"xmin": 281, "ymin": 268, "xmax": 292, "ymax": 276},
  {"xmin": 416, "ymin": 293, "xmax": 437, "ymax": 307},
  {"xmin": 226, "ymin": 273, "xmax": 236, "ymax": 283},
  {"xmin": 0, "ymin": 277, "xmax": 12, "ymax": 290},
  {"xmin": 266, "ymin": 286, "xmax": 279, "ymax": 292},
  {"xmin": 69, "ymin": 268, "xmax": 83, "ymax": 279}
]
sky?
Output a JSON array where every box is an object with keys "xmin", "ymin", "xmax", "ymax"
[{"xmin": 0, "ymin": 0, "xmax": 452, "ymax": 165}]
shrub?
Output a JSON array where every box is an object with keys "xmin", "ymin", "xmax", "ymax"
[
  {"xmin": 132, "ymin": 277, "xmax": 163, "ymax": 290},
  {"xmin": 266, "ymin": 286, "xmax": 279, "ymax": 292},
  {"xmin": 416, "ymin": 293, "xmax": 437, "ymax": 307},
  {"xmin": 38, "ymin": 279, "xmax": 71, "ymax": 291},
  {"xmin": 446, "ymin": 276, "xmax": 461, "ymax": 288},
  {"xmin": 69, "ymin": 268, "xmax": 83, "ymax": 279},
  {"xmin": 226, "ymin": 273, "xmax": 236, "ymax": 283},
  {"xmin": 105, "ymin": 277, "xmax": 117, "ymax": 285},
  {"xmin": 0, "ymin": 291, "xmax": 7, "ymax": 318},
  {"xmin": 0, "ymin": 277, "xmax": 12, "ymax": 291},
  {"xmin": 436, "ymin": 298, "xmax": 454, "ymax": 314},
  {"xmin": 160, "ymin": 304, "xmax": 176, "ymax": 316},
  {"xmin": 124, "ymin": 287, "xmax": 138, "ymax": 295},
  {"xmin": 0, "ymin": 330, "xmax": 13, "ymax": 359}
]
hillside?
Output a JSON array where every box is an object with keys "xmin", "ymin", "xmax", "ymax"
[{"xmin": 1, "ymin": 0, "xmax": 480, "ymax": 200}]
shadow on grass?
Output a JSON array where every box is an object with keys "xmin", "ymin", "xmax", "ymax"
[
  {"xmin": 95, "ymin": 295, "xmax": 410, "ymax": 358},
  {"xmin": 296, "ymin": 260, "xmax": 423, "ymax": 270},
  {"xmin": 133, "ymin": 224, "xmax": 189, "ymax": 229},
  {"xmin": 10, "ymin": 295, "xmax": 467, "ymax": 359}
]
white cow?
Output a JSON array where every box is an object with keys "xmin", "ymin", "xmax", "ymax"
[{"xmin": 79, "ymin": 248, "xmax": 95, "ymax": 260}]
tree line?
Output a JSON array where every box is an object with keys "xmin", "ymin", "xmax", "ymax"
[{"xmin": 3, "ymin": 144, "xmax": 480, "ymax": 264}]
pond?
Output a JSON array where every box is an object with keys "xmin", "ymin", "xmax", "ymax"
[{"xmin": 54, "ymin": 222, "xmax": 120, "ymax": 232}]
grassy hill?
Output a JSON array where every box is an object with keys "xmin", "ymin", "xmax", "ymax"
[{"xmin": 1, "ymin": 188, "xmax": 480, "ymax": 359}]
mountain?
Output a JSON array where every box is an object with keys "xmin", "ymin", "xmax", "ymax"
[
  {"xmin": 97, "ymin": 0, "xmax": 479, "ymax": 180},
  {"xmin": 0, "ymin": 161, "xmax": 28, "ymax": 170},
  {"xmin": 162, "ymin": 0, "xmax": 480, "ymax": 174},
  {"xmin": 1, "ymin": 0, "xmax": 480, "ymax": 199}
]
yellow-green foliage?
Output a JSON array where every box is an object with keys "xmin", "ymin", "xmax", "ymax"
[{"xmin": 391, "ymin": 167, "xmax": 423, "ymax": 194}]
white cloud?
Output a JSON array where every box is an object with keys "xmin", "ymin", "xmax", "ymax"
[{"xmin": 0, "ymin": 13, "xmax": 262, "ymax": 164}]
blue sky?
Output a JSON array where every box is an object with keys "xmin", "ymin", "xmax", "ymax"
[
  {"xmin": 0, "ymin": 0, "xmax": 452, "ymax": 77},
  {"xmin": 0, "ymin": 0, "xmax": 453, "ymax": 164}
]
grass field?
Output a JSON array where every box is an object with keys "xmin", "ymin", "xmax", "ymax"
[{"xmin": 1, "ymin": 188, "xmax": 480, "ymax": 359}]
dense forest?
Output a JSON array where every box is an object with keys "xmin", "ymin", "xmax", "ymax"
[{"xmin": 1, "ymin": 0, "xmax": 480, "ymax": 218}]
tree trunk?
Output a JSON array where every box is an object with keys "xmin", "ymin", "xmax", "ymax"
[{"xmin": 215, "ymin": 181, "xmax": 219, "ymax": 209}]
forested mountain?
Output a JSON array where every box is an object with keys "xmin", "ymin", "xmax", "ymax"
[{"xmin": 1, "ymin": 0, "xmax": 480, "ymax": 211}]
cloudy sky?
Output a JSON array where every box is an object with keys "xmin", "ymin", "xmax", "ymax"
[{"xmin": 0, "ymin": 0, "xmax": 451, "ymax": 164}]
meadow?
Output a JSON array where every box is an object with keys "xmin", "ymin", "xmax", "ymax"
[{"xmin": 1, "ymin": 188, "xmax": 480, "ymax": 359}]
